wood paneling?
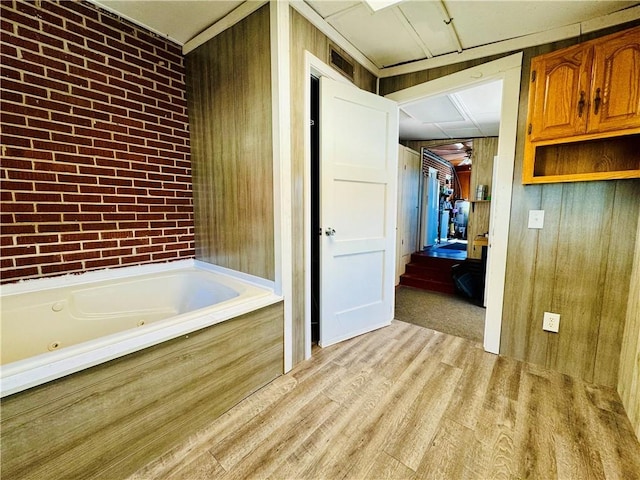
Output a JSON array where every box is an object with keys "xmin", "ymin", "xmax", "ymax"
[
  {"xmin": 0, "ymin": 302, "xmax": 284, "ymax": 479},
  {"xmin": 618, "ymin": 208, "xmax": 640, "ymax": 440},
  {"xmin": 186, "ymin": 6, "xmax": 275, "ymax": 280},
  {"xmin": 131, "ymin": 321, "xmax": 640, "ymax": 479},
  {"xmin": 289, "ymin": 8, "xmax": 377, "ymax": 364},
  {"xmin": 467, "ymin": 137, "xmax": 498, "ymax": 259},
  {"xmin": 382, "ymin": 25, "xmax": 640, "ymax": 387}
]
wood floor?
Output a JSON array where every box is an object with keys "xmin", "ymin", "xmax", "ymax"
[{"xmin": 128, "ymin": 321, "xmax": 640, "ymax": 480}]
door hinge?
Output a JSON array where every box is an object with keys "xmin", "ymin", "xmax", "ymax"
[
  {"xmin": 531, "ymin": 70, "xmax": 536, "ymax": 82},
  {"xmin": 528, "ymin": 123, "xmax": 532, "ymax": 135}
]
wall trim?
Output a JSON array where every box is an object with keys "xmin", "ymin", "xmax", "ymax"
[{"xmin": 270, "ymin": 1, "xmax": 293, "ymax": 372}]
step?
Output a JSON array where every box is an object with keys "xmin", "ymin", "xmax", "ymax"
[
  {"xmin": 409, "ymin": 253, "xmax": 461, "ymax": 269},
  {"xmin": 399, "ymin": 273, "xmax": 457, "ymax": 295},
  {"xmin": 405, "ymin": 262, "xmax": 455, "ymax": 281}
]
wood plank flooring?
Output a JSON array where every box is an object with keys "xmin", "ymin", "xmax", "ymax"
[{"xmin": 128, "ymin": 321, "xmax": 640, "ymax": 480}]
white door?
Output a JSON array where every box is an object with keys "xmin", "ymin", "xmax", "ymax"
[
  {"xmin": 396, "ymin": 146, "xmax": 421, "ymax": 283},
  {"xmin": 319, "ymin": 77, "xmax": 399, "ymax": 348}
]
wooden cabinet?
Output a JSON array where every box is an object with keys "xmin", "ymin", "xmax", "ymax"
[{"xmin": 524, "ymin": 26, "xmax": 640, "ymax": 184}]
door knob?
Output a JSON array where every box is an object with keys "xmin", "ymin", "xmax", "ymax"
[{"xmin": 324, "ymin": 227, "xmax": 336, "ymax": 236}]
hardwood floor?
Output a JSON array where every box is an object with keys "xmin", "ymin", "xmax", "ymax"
[{"xmin": 128, "ymin": 321, "xmax": 640, "ymax": 480}]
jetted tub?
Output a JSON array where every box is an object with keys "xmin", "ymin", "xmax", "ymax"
[{"xmin": 0, "ymin": 259, "xmax": 281, "ymax": 397}]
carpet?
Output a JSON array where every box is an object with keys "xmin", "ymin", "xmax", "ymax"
[
  {"xmin": 394, "ymin": 286, "xmax": 485, "ymax": 343},
  {"xmin": 438, "ymin": 242, "xmax": 467, "ymax": 251}
]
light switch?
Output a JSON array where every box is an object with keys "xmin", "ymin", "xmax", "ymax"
[{"xmin": 528, "ymin": 210, "xmax": 544, "ymax": 229}]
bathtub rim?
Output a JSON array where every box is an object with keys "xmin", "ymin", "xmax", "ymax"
[{"xmin": 0, "ymin": 260, "xmax": 282, "ymax": 397}]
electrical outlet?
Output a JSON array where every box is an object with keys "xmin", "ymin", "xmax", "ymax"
[{"xmin": 543, "ymin": 312, "xmax": 560, "ymax": 333}]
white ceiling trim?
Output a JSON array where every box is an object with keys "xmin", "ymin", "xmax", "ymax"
[
  {"xmin": 291, "ymin": 1, "xmax": 381, "ymax": 76},
  {"xmin": 183, "ymin": 1, "xmax": 267, "ymax": 54}
]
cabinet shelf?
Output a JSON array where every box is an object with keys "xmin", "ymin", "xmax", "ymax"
[{"xmin": 524, "ymin": 133, "xmax": 640, "ymax": 184}]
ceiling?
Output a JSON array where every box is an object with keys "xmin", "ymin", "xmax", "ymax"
[{"xmin": 92, "ymin": 0, "xmax": 639, "ymax": 142}]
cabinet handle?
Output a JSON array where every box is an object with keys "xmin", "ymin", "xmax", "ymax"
[
  {"xmin": 578, "ymin": 90, "xmax": 586, "ymax": 117},
  {"xmin": 593, "ymin": 87, "xmax": 601, "ymax": 115}
]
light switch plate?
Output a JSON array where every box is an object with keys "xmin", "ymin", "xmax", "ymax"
[{"xmin": 528, "ymin": 210, "xmax": 544, "ymax": 229}]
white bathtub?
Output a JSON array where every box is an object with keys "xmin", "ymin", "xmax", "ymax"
[{"xmin": 0, "ymin": 259, "xmax": 281, "ymax": 397}]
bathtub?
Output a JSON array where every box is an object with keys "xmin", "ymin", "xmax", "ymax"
[{"xmin": 0, "ymin": 259, "xmax": 282, "ymax": 397}]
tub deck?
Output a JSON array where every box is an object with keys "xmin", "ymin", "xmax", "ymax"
[{"xmin": 1, "ymin": 301, "xmax": 284, "ymax": 480}]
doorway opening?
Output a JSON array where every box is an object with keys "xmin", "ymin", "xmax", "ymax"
[
  {"xmin": 388, "ymin": 53, "xmax": 522, "ymax": 353},
  {"xmin": 310, "ymin": 75, "xmax": 320, "ymax": 344}
]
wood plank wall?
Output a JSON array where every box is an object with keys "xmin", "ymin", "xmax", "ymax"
[
  {"xmin": 289, "ymin": 8, "xmax": 377, "ymax": 364},
  {"xmin": 186, "ymin": 6, "xmax": 275, "ymax": 280},
  {"xmin": 381, "ymin": 24, "xmax": 640, "ymax": 387},
  {"xmin": 618, "ymin": 209, "xmax": 640, "ymax": 440},
  {"xmin": 1, "ymin": 302, "xmax": 284, "ymax": 479},
  {"xmin": 467, "ymin": 137, "xmax": 498, "ymax": 260}
]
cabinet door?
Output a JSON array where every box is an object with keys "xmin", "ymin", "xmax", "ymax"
[
  {"xmin": 528, "ymin": 43, "xmax": 592, "ymax": 141},
  {"xmin": 588, "ymin": 26, "xmax": 640, "ymax": 134}
]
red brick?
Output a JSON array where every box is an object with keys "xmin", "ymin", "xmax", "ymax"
[
  {"xmin": 16, "ymin": 254, "xmax": 62, "ymax": 266},
  {"xmin": 16, "ymin": 234, "xmax": 60, "ymax": 244},
  {"xmin": 40, "ymin": 242, "xmax": 82, "ymax": 253},
  {"xmin": 41, "ymin": 262, "xmax": 84, "ymax": 275},
  {"xmin": 37, "ymin": 203, "xmax": 80, "ymax": 213},
  {"xmin": 85, "ymin": 258, "xmax": 120, "ymax": 269},
  {"xmin": 38, "ymin": 223, "xmax": 81, "ymax": 233},
  {"xmin": 15, "ymin": 192, "xmax": 61, "ymax": 202},
  {"xmin": 64, "ymin": 213, "xmax": 101, "ymax": 222},
  {"xmin": 3, "ymin": 8, "xmax": 41, "ymax": 30},
  {"xmin": 0, "ymin": 245, "xmax": 37, "ymax": 257},
  {"xmin": 83, "ymin": 240, "xmax": 118, "ymax": 249},
  {"xmin": 63, "ymin": 250, "xmax": 101, "ymax": 262},
  {"xmin": 121, "ymin": 254, "xmax": 151, "ymax": 265},
  {"xmin": 61, "ymin": 232, "xmax": 99, "ymax": 242},
  {"xmin": 0, "ymin": 266, "xmax": 39, "ymax": 281},
  {"xmin": 15, "ymin": 212, "xmax": 62, "ymax": 223}
]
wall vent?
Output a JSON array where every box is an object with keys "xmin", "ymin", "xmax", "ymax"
[{"xmin": 329, "ymin": 45, "xmax": 355, "ymax": 81}]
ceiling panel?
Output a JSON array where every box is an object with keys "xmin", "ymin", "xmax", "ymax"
[
  {"xmin": 323, "ymin": 3, "xmax": 428, "ymax": 66},
  {"xmin": 397, "ymin": 1, "xmax": 457, "ymax": 57},
  {"xmin": 400, "ymin": 80, "xmax": 503, "ymax": 140},
  {"xmin": 446, "ymin": 1, "xmax": 638, "ymax": 49}
]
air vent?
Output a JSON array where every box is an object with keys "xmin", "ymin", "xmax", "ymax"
[{"xmin": 329, "ymin": 45, "xmax": 354, "ymax": 81}]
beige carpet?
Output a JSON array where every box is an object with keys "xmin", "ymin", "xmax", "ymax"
[{"xmin": 394, "ymin": 285, "xmax": 485, "ymax": 343}]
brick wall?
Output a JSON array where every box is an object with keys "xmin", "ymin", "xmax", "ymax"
[
  {"xmin": 422, "ymin": 150, "xmax": 453, "ymax": 190},
  {"xmin": 1, "ymin": 0, "xmax": 194, "ymax": 284}
]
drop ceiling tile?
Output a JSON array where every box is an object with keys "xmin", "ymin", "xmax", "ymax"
[
  {"xmin": 403, "ymin": 95, "xmax": 465, "ymax": 123},
  {"xmin": 306, "ymin": 1, "xmax": 361, "ymax": 19},
  {"xmin": 398, "ymin": 1, "xmax": 458, "ymax": 56},
  {"xmin": 452, "ymin": 80, "xmax": 503, "ymax": 115},
  {"xmin": 325, "ymin": 4, "xmax": 428, "ymax": 66}
]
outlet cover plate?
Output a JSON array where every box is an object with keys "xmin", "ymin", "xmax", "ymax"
[
  {"xmin": 543, "ymin": 312, "xmax": 560, "ymax": 333},
  {"xmin": 528, "ymin": 210, "xmax": 545, "ymax": 229}
]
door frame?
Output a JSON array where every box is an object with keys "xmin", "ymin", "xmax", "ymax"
[
  {"xmin": 386, "ymin": 53, "xmax": 523, "ymax": 354},
  {"xmin": 303, "ymin": 51, "xmax": 354, "ymax": 359}
]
